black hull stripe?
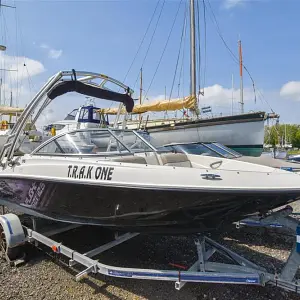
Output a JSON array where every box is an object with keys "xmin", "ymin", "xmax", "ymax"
[
  {"xmin": 144, "ymin": 112, "xmax": 266, "ymax": 131},
  {"xmin": 0, "ymin": 178, "xmax": 299, "ymax": 234},
  {"xmin": 228, "ymin": 145, "xmax": 264, "ymax": 149}
]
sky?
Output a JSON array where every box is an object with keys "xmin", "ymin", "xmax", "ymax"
[{"xmin": 1, "ymin": 0, "xmax": 300, "ymax": 128}]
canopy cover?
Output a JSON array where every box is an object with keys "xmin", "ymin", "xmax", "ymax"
[
  {"xmin": 98, "ymin": 95, "xmax": 196, "ymax": 115},
  {"xmin": 47, "ymin": 81, "xmax": 134, "ymax": 113}
]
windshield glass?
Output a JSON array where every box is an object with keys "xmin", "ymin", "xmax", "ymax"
[
  {"xmin": 33, "ymin": 129, "xmax": 157, "ymax": 155},
  {"xmin": 204, "ymin": 143, "xmax": 236, "ymax": 158},
  {"xmin": 174, "ymin": 143, "xmax": 221, "ymax": 157},
  {"xmin": 212, "ymin": 142, "xmax": 242, "ymax": 157},
  {"xmin": 64, "ymin": 109, "xmax": 78, "ymax": 121}
]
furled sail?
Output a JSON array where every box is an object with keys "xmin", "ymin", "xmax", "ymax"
[
  {"xmin": 0, "ymin": 106, "xmax": 24, "ymax": 114},
  {"xmin": 98, "ymin": 95, "xmax": 196, "ymax": 115}
]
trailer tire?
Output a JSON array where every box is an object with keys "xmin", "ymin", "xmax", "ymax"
[
  {"xmin": 0, "ymin": 214, "xmax": 26, "ymax": 263},
  {"xmin": 0, "ymin": 222, "xmax": 23, "ymax": 262}
]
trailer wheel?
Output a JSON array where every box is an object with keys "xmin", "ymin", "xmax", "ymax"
[
  {"xmin": 0, "ymin": 224, "xmax": 7, "ymax": 260},
  {"xmin": 0, "ymin": 223, "xmax": 22, "ymax": 262}
]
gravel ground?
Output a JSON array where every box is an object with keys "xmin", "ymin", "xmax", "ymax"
[{"xmin": 1, "ymin": 202, "xmax": 300, "ymax": 300}]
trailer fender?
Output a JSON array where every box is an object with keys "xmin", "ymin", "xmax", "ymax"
[{"xmin": 0, "ymin": 213, "xmax": 26, "ymax": 248}]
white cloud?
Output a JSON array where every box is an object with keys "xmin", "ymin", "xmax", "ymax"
[
  {"xmin": 148, "ymin": 85, "xmax": 253, "ymax": 103},
  {"xmin": 224, "ymin": 0, "xmax": 245, "ymax": 9},
  {"xmin": 148, "ymin": 84, "xmax": 255, "ymax": 106},
  {"xmin": 201, "ymin": 84, "xmax": 253, "ymax": 104},
  {"xmin": 0, "ymin": 52, "xmax": 45, "ymax": 113},
  {"xmin": 40, "ymin": 43, "xmax": 48, "ymax": 49},
  {"xmin": 146, "ymin": 94, "xmax": 165, "ymax": 102},
  {"xmin": 48, "ymin": 49, "xmax": 63, "ymax": 59},
  {"xmin": 280, "ymin": 81, "xmax": 300, "ymax": 101},
  {"xmin": 40, "ymin": 43, "xmax": 63, "ymax": 59},
  {"xmin": 0, "ymin": 52, "xmax": 45, "ymax": 81}
]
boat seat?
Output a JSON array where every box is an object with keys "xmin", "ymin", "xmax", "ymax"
[
  {"xmin": 160, "ymin": 153, "xmax": 192, "ymax": 168},
  {"xmin": 113, "ymin": 156, "xmax": 147, "ymax": 164}
]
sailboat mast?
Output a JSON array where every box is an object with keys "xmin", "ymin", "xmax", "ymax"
[
  {"xmin": 139, "ymin": 68, "xmax": 143, "ymax": 121},
  {"xmin": 139, "ymin": 68, "xmax": 143, "ymax": 106},
  {"xmin": 231, "ymin": 74, "xmax": 234, "ymax": 115},
  {"xmin": 238, "ymin": 40, "xmax": 244, "ymax": 114},
  {"xmin": 0, "ymin": 78, "xmax": 2, "ymax": 106},
  {"xmin": 190, "ymin": 0, "xmax": 198, "ymax": 117},
  {"xmin": 0, "ymin": 1, "xmax": 16, "ymax": 110},
  {"xmin": 9, "ymin": 91, "xmax": 12, "ymax": 123},
  {"xmin": 190, "ymin": 0, "xmax": 196, "ymax": 98},
  {"xmin": 284, "ymin": 123, "xmax": 287, "ymax": 146}
]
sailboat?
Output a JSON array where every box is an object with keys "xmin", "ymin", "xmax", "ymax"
[
  {"xmin": 100, "ymin": 0, "xmax": 271, "ymax": 157},
  {"xmin": 0, "ymin": 3, "xmax": 42, "ymax": 153}
]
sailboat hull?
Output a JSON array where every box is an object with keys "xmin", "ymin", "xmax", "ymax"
[
  {"xmin": 126, "ymin": 112, "xmax": 265, "ymax": 157},
  {"xmin": 0, "ymin": 177, "xmax": 298, "ymax": 234}
]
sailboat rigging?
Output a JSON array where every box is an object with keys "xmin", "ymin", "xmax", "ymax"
[
  {"xmin": 0, "ymin": 1, "xmax": 42, "ymax": 153},
  {"xmin": 96, "ymin": 0, "xmax": 271, "ymax": 156},
  {"xmin": 238, "ymin": 39, "xmax": 244, "ymax": 114}
]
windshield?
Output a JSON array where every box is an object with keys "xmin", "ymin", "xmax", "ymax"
[
  {"xmin": 174, "ymin": 143, "xmax": 221, "ymax": 157},
  {"xmin": 33, "ymin": 129, "xmax": 157, "ymax": 155},
  {"xmin": 64, "ymin": 109, "xmax": 78, "ymax": 121},
  {"xmin": 212, "ymin": 142, "xmax": 242, "ymax": 158},
  {"xmin": 204, "ymin": 143, "xmax": 236, "ymax": 159}
]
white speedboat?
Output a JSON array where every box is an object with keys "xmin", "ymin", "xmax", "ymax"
[
  {"xmin": 0, "ymin": 70, "xmax": 300, "ymax": 235},
  {"xmin": 161, "ymin": 141, "xmax": 300, "ymax": 173},
  {"xmin": 43, "ymin": 103, "xmax": 109, "ymax": 136}
]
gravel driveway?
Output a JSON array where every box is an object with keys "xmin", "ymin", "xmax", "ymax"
[{"xmin": 1, "ymin": 202, "xmax": 300, "ymax": 300}]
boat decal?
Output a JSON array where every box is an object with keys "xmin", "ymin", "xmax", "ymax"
[
  {"xmin": 108, "ymin": 270, "xmax": 133, "ymax": 277},
  {"xmin": 24, "ymin": 182, "xmax": 46, "ymax": 207},
  {"xmin": 201, "ymin": 173, "xmax": 221, "ymax": 180},
  {"xmin": 280, "ymin": 167, "xmax": 294, "ymax": 172},
  {"xmin": 67, "ymin": 165, "xmax": 114, "ymax": 181},
  {"xmin": 297, "ymin": 226, "xmax": 300, "ymax": 253}
]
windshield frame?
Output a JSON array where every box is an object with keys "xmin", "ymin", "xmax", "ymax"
[
  {"xmin": 163, "ymin": 142, "xmax": 222, "ymax": 157},
  {"xmin": 211, "ymin": 142, "xmax": 242, "ymax": 158},
  {"xmin": 31, "ymin": 128, "xmax": 158, "ymax": 156},
  {"xmin": 203, "ymin": 143, "xmax": 236, "ymax": 158}
]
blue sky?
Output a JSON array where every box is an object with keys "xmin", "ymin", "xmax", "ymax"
[{"xmin": 1, "ymin": 0, "xmax": 300, "ymax": 127}]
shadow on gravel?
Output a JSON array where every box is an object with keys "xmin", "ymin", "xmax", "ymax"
[
  {"xmin": 223, "ymin": 226, "xmax": 294, "ymax": 251},
  {"xmin": 20, "ymin": 225, "xmax": 298, "ymax": 300},
  {"xmin": 6, "ymin": 221, "xmax": 298, "ymax": 300}
]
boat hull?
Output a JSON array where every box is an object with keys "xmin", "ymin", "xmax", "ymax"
[
  {"xmin": 0, "ymin": 177, "xmax": 299, "ymax": 234},
  {"xmin": 126, "ymin": 112, "xmax": 265, "ymax": 157}
]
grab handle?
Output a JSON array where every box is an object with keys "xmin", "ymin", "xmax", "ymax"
[{"xmin": 210, "ymin": 160, "xmax": 223, "ymax": 169}]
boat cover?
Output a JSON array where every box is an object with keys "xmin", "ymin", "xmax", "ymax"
[
  {"xmin": 98, "ymin": 95, "xmax": 197, "ymax": 115},
  {"xmin": 0, "ymin": 106, "xmax": 24, "ymax": 114},
  {"xmin": 47, "ymin": 81, "xmax": 134, "ymax": 113}
]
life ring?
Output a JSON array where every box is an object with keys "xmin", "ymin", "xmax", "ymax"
[{"xmin": 1, "ymin": 120, "xmax": 8, "ymax": 130}]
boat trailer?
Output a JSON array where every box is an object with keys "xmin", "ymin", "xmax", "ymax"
[{"xmin": 0, "ymin": 206, "xmax": 299, "ymax": 294}]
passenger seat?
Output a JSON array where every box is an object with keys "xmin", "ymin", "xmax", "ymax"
[
  {"xmin": 160, "ymin": 153, "xmax": 192, "ymax": 168},
  {"xmin": 113, "ymin": 156, "xmax": 147, "ymax": 164}
]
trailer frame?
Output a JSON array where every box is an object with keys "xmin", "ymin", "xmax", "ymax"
[{"xmin": 0, "ymin": 205, "xmax": 299, "ymax": 293}]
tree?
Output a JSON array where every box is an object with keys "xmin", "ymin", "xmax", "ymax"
[
  {"xmin": 264, "ymin": 124, "xmax": 300, "ymax": 148},
  {"xmin": 293, "ymin": 131, "xmax": 300, "ymax": 148}
]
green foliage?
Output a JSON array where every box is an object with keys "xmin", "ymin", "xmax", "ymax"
[
  {"xmin": 293, "ymin": 131, "xmax": 300, "ymax": 148},
  {"xmin": 264, "ymin": 124, "xmax": 300, "ymax": 148}
]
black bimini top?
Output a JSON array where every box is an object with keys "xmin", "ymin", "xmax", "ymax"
[{"xmin": 47, "ymin": 80, "xmax": 134, "ymax": 113}]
